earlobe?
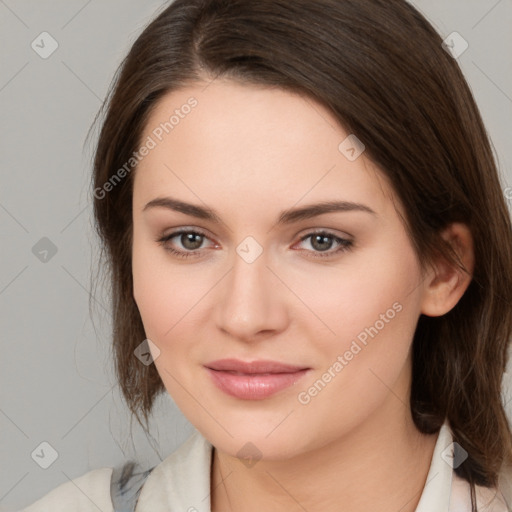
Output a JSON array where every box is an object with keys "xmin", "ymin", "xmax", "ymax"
[{"xmin": 420, "ymin": 223, "xmax": 475, "ymax": 317}]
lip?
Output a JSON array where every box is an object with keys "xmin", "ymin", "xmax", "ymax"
[{"xmin": 205, "ymin": 358, "xmax": 311, "ymax": 400}]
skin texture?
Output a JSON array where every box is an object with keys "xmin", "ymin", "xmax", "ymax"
[{"xmin": 131, "ymin": 78, "xmax": 474, "ymax": 512}]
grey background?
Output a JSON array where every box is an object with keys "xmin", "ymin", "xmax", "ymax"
[{"xmin": 1, "ymin": 1, "xmax": 511, "ymax": 510}]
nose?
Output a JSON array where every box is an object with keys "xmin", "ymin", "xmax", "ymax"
[{"xmin": 214, "ymin": 244, "xmax": 289, "ymax": 343}]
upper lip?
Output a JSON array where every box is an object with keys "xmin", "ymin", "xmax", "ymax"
[{"xmin": 205, "ymin": 358, "xmax": 309, "ymax": 374}]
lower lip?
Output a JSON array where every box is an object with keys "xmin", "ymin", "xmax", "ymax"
[{"xmin": 205, "ymin": 367, "xmax": 310, "ymax": 400}]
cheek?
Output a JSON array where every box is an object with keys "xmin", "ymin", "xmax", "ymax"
[
  {"xmin": 132, "ymin": 240, "xmax": 168, "ymax": 337},
  {"xmin": 291, "ymin": 240, "xmax": 422, "ymax": 413},
  {"xmin": 288, "ymin": 236, "xmax": 422, "ymax": 357},
  {"xmin": 132, "ymin": 231, "xmax": 206, "ymax": 340},
  {"xmin": 131, "ymin": 238, "xmax": 223, "ymax": 413},
  {"xmin": 132, "ymin": 249, "xmax": 204, "ymax": 402},
  {"xmin": 132, "ymin": 244, "xmax": 212, "ymax": 424}
]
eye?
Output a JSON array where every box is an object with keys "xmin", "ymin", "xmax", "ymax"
[
  {"xmin": 156, "ymin": 228, "xmax": 216, "ymax": 259},
  {"xmin": 156, "ymin": 228, "xmax": 353, "ymax": 260},
  {"xmin": 294, "ymin": 231, "xmax": 353, "ymax": 258}
]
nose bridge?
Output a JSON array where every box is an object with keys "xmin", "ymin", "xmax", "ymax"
[
  {"xmin": 230, "ymin": 244, "xmax": 268, "ymax": 302},
  {"xmin": 215, "ymin": 239, "xmax": 287, "ymax": 339}
]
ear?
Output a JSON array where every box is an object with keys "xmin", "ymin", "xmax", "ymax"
[{"xmin": 420, "ymin": 223, "xmax": 475, "ymax": 317}]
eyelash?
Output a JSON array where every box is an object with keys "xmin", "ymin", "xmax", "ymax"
[{"xmin": 156, "ymin": 228, "xmax": 354, "ymax": 260}]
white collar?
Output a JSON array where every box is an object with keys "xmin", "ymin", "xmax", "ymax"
[
  {"xmin": 136, "ymin": 420, "xmax": 510, "ymax": 511},
  {"xmin": 137, "ymin": 427, "xmax": 213, "ymax": 511}
]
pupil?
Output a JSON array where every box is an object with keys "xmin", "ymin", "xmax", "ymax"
[
  {"xmin": 182, "ymin": 233, "xmax": 202, "ymax": 250},
  {"xmin": 312, "ymin": 234, "xmax": 332, "ymax": 251}
]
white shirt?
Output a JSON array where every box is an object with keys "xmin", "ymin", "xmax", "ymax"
[{"xmin": 21, "ymin": 420, "xmax": 511, "ymax": 512}]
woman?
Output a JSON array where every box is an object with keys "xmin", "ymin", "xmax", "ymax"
[{"xmin": 22, "ymin": 0, "xmax": 512, "ymax": 511}]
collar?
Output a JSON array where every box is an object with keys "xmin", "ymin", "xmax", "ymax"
[
  {"xmin": 136, "ymin": 420, "xmax": 509, "ymax": 512},
  {"xmin": 137, "ymin": 427, "xmax": 213, "ymax": 511}
]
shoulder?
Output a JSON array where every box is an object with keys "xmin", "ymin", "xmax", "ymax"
[
  {"xmin": 18, "ymin": 430, "xmax": 211, "ymax": 512},
  {"xmin": 20, "ymin": 467, "xmax": 114, "ymax": 512}
]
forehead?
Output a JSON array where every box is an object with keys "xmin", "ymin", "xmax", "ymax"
[{"xmin": 133, "ymin": 79, "xmax": 396, "ymax": 219}]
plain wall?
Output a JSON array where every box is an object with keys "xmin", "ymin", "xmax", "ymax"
[{"xmin": 1, "ymin": 0, "xmax": 511, "ymax": 509}]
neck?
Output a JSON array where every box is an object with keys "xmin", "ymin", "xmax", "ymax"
[{"xmin": 210, "ymin": 394, "xmax": 438, "ymax": 512}]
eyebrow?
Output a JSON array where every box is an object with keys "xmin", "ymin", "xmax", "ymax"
[{"xmin": 142, "ymin": 196, "xmax": 377, "ymax": 225}]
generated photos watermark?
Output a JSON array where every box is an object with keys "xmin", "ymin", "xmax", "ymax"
[
  {"xmin": 93, "ymin": 97, "xmax": 198, "ymax": 200},
  {"xmin": 297, "ymin": 301, "xmax": 403, "ymax": 405}
]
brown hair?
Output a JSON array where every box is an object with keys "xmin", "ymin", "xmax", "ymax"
[{"xmin": 88, "ymin": 0, "xmax": 512, "ymax": 508}]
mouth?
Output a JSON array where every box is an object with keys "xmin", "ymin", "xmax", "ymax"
[{"xmin": 204, "ymin": 358, "xmax": 311, "ymax": 400}]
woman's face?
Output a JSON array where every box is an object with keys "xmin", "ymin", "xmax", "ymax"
[{"xmin": 131, "ymin": 78, "xmax": 428, "ymax": 459}]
